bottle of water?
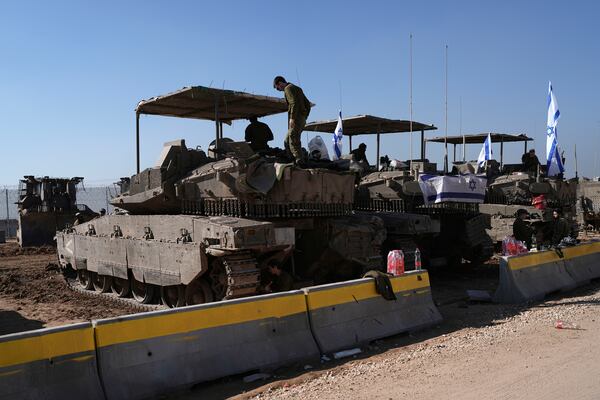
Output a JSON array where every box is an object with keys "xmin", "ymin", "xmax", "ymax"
[
  {"xmin": 531, "ymin": 233, "xmax": 537, "ymax": 252},
  {"xmin": 414, "ymin": 247, "xmax": 422, "ymax": 270},
  {"xmin": 387, "ymin": 250, "xmax": 405, "ymax": 276}
]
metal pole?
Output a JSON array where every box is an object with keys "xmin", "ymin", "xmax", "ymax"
[
  {"xmin": 500, "ymin": 139, "xmax": 504, "ymax": 170},
  {"xmin": 444, "ymin": 44, "xmax": 449, "ymax": 174},
  {"xmin": 135, "ymin": 112, "xmax": 140, "ymax": 174},
  {"xmin": 349, "ymin": 135, "xmax": 353, "ymax": 151},
  {"xmin": 5, "ymin": 188, "xmax": 9, "ymax": 237},
  {"xmin": 462, "ymin": 135, "xmax": 466, "ymax": 162},
  {"xmin": 453, "ymin": 144, "xmax": 456, "ymax": 163},
  {"xmin": 420, "ymin": 130, "xmax": 425, "ymax": 159},
  {"xmin": 409, "ymin": 33, "xmax": 413, "ymax": 162},
  {"xmin": 376, "ymin": 124, "xmax": 381, "ymax": 170},
  {"xmin": 524, "ymin": 141, "xmax": 528, "ymax": 153},
  {"xmin": 575, "ymin": 143, "xmax": 579, "ymax": 179}
]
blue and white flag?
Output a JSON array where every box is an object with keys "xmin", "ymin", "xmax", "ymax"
[
  {"xmin": 477, "ymin": 133, "xmax": 493, "ymax": 166},
  {"xmin": 546, "ymin": 81, "xmax": 564, "ymax": 176},
  {"xmin": 418, "ymin": 174, "xmax": 487, "ymax": 205},
  {"xmin": 332, "ymin": 110, "xmax": 343, "ymax": 160}
]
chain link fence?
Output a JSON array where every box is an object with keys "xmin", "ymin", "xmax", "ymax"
[{"xmin": 1, "ymin": 184, "xmax": 120, "ymax": 238}]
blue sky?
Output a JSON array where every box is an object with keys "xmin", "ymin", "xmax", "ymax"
[{"xmin": 1, "ymin": 0, "xmax": 599, "ymax": 186}]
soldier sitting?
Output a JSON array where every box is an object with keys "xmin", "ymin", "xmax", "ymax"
[
  {"xmin": 521, "ymin": 149, "xmax": 540, "ymax": 174},
  {"xmin": 350, "ymin": 143, "xmax": 369, "ymax": 165},
  {"xmin": 245, "ymin": 116, "xmax": 274, "ymax": 153}
]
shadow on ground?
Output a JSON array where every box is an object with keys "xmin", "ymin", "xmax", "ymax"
[{"xmin": 0, "ymin": 310, "xmax": 44, "ymax": 335}]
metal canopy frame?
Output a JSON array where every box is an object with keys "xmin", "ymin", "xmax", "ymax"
[
  {"xmin": 425, "ymin": 133, "xmax": 533, "ymax": 168},
  {"xmin": 304, "ymin": 115, "xmax": 437, "ymax": 169},
  {"xmin": 133, "ymin": 86, "xmax": 290, "ymax": 173}
]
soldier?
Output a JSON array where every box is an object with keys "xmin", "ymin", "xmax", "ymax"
[
  {"xmin": 264, "ymin": 260, "xmax": 294, "ymax": 293},
  {"xmin": 550, "ymin": 208, "xmax": 570, "ymax": 245},
  {"xmin": 521, "ymin": 149, "xmax": 540, "ymax": 174},
  {"xmin": 513, "ymin": 209, "xmax": 533, "ymax": 249},
  {"xmin": 273, "ymin": 76, "xmax": 311, "ymax": 164},
  {"xmin": 351, "ymin": 143, "xmax": 369, "ymax": 165},
  {"xmin": 244, "ymin": 116, "xmax": 274, "ymax": 152}
]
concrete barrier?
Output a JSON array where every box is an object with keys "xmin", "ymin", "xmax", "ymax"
[
  {"xmin": 304, "ymin": 270, "xmax": 442, "ymax": 354},
  {"xmin": 562, "ymin": 241, "xmax": 600, "ymax": 285},
  {"xmin": 494, "ymin": 250, "xmax": 576, "ymax": 303},
  {"xmin": 94, "ymin": 290, "xmax": 318, "ymax": 400},
  {"xmin": 0, "ymin": 322, "xmax": 104, "ymax": 400}
]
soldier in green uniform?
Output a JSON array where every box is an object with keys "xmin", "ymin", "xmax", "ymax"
[
  {"xmin": 244, "ymin": 116, "xmax": 274, "ymax": 152},
  {"xmin": 273, "ymin": 76, "xmax": 311, "ymax": 164}
]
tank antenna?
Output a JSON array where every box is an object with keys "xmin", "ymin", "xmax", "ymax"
[
  {"xmin": 444, "ymin": 44, "xmax": 449, "ymax": 174},
  {"xmin": 409, "ymin": 33, "xmax": 414, "ymax": 163}
]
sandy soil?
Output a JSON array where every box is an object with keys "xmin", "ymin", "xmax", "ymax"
[{"xmin": 0, "ymin": 242, "xmax": 134, "ymax": 335}]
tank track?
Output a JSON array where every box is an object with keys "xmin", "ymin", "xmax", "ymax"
[
  {"xmin": 217, "ymin": 251, "xmax": 261, "ymax": 299},
  {"xmin": 64, "ymin": 276, "xmax": 167, "ymax": 313}
]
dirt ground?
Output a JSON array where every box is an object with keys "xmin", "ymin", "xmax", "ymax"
[
  {"xmin": 0, "ymin": 241, "xmax": 135, "ymax": 335},
  {"xmin": 2, "ymin": 238, "xmax": 600, "ymax": 399}
]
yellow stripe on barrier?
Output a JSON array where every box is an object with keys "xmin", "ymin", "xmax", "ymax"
[
  {"xmin": 0, "ymin": 327, "xmax": 95, "ymax": 369},
  {"xmin": 562, "ymin": 242, "xmax": 600, "ymax": 260},
  {"xmin": 307, "ymin": 272, "xmax": 430, "ymax": 310},
  {"xmin": 95, "ymin": 294, "xmax": 307, "ymax": 348},
  {"xmin": 508, "ymin": 242, "xmax": 600, "ymax": 271}
]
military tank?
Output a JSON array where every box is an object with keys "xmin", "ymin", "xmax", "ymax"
[
  {"xmin": 425, "ymin": 132, "xmax": 578, "ymax": 244},
  {"xmin": 577, "ymin": 178, "xmax": 600, "ymax": 231},
  {"xmin": 56, "ymin": 86, "xmax": 385, "ymax": 307},
  {"xmin": 304, "ymin": 115, "xmax": 493, "ymax": 268}
]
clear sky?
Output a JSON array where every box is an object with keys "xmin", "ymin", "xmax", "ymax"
[{"xmin": 1, "ymin": 0, "xmax": 599, "ymax": 186}]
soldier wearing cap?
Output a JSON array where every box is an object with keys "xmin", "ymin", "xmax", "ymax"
[{"xmin": 273, "ymin": 76, "xmax": 311, "ymax": 164}]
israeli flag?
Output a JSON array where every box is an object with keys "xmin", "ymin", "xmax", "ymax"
[
  {"xmin": 546, "ymin": 81, "xmax": 565, "ymax": 176},
  {"xmin": 477, "ymin": 133, "xmax": 493, "ymax": 166},
  {"xmin": 332, "ymin": 110, "xmax": 343, "ymax": 160},
  {"xmin": 418, "ymin": 174, "xmax": 487, "ymax": 205}
]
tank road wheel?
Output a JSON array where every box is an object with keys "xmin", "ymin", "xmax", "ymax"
[
  {"xmin": 185, "ymin": 279, "xmax": 214, "ymax": 306},
  {"xmin": 91, "ymin": 273, "xmax": 112, "ymax": 293},
  {"xmin": 209, "ymin": 259, "xmax": 228, "ymax": 301},
  {"xmin": 77, "ymin": 270, "xmax": 94, "ymax": 290},
  {"xmin": 131, "ymin": 279, "xmax": 156, "ymax": 304},
  {"xmin": 111, "ymin": 277, "xmax": 131, "ymax": 298},
  {"xmin": 161, "ymin": 285, "xmax": 186, "ymax": 308}
]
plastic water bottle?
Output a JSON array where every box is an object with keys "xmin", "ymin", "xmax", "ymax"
[
  {"xmin": 414, "ymin": 248, "xmax": 422, "ymax": 270},
  {"xmin": 531, "ymin": 233, "xmax": 537, "ymax": 252},
  {"xmin": 387, "ymin": 250, "xmax": 405, "ymax": 276}
]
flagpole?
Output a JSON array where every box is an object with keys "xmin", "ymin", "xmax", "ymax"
[
  {"xmin": 409, "ymin": 33, "xmax": 414, "ymax": 163},
  {"xmin": 444, "ymin": 44, "xmax": 448, "ymax": 174}
]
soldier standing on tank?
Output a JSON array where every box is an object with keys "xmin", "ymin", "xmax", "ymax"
[
  {"xmin": 273, "ymin": 76, "xmax": 311, "ymax": 165},
  {"xmin": 245, "ymin": 116, "xmax": 274, "ymax": 152}
]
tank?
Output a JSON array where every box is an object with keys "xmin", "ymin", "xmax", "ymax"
[
  {"xmin": 577, "ymin": 178, "xmax": 600, "ymax": 231},
  {"xmin": 355, "ymin": 167, "xmax": 494, "ymax": 267},
  {"xmin": 17, "ymin": 176, "xmax": 97, "ymax": 247},
  {"xmin": 56, "ymin": 86, "xmax": 385, "ymax": 307},
  {"xmin": 480, "ymin": 171, "xmax": 578, "ymax": 244}
]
